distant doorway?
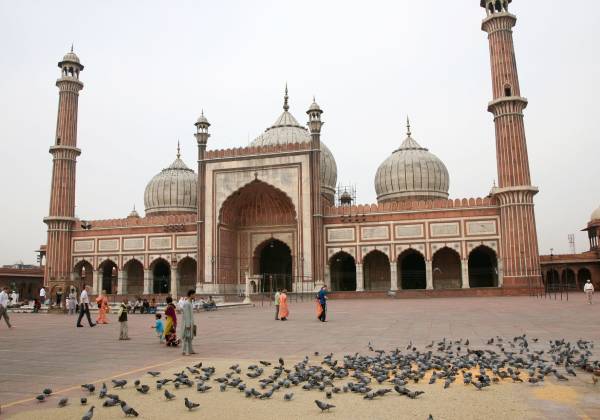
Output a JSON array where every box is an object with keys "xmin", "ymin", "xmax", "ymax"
[
  {"xmin": 330, "ymin": 252, "xmax": 356, "ymax": 291},
  {"xmin": 152, "ymin": 260, "xmax": 171, "ymax": 294},
  {"xmin": 257, "ymin": 240, "xmax": 292, "ymax": 292}
]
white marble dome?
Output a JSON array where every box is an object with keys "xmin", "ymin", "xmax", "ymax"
[
  {"xmin": 250, "ymin": 92, "xmax": 338, "ymax": 199},
  {"xmin": 375, "ymin": 126, "xmax": 449, "ymax": 203},
  {"xmin": 144, "ymin": 154, "xmax": 197, "ymax": 215},
  {"xmin": 591, "ymin": 206, "xmax": 600, "ymax": 222}
]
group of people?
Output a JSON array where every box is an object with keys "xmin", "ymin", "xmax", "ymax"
[{"xmin": 273, "ymin": 286, "xmax": 329, "ymax": 322}]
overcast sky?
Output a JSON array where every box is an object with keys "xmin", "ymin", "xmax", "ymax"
[{"xmin": 1, "ymin": 0, "xmax": 599, "ymax": 265}]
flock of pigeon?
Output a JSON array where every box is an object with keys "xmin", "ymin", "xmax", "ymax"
[{"xmin": 32, "ymin": 335, "xmax": 599, "ymax": 419}]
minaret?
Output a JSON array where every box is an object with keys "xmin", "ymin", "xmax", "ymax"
[
  {"xmin": 307, "ymin": 97, "xmax": 325, "ymax": 287},
  {"xmin": 44, "ymin": 47, "xmax": 84, "ymax": 291},
  {"xmin": 481, "ymin": 0, "xmax": 541, "ymax": 289},
  {"xmin": 194, "ymin": 111, "xmax": 210, "ymax": 292}
]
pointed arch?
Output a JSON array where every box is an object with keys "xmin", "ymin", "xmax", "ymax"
[
  {"xmin": 253, "ymin": 239, "xmax": 292, "ymax": 292},
  {"xmin": 177, "ymin": 257, "xmax": 197, "ymax": 293},
  {"xmin": 150, "ymin": 258, "xmax": 171, "ymax": 294},
  {"xmin": 123, "ymin": 258, "xmax": 144, "ymax": 296},
  {"xmin": 363, "ymin": 250, "xmax": 390, "ymax": 291},
  {"xmin": 432, "ymin": 247, "xmax": 461, "ymax": 290},
  {"xmin": 329, "ymin": 251, "xmax": 356, "ymax": 291},
  {"xmin": 397, "ymin": 248, "xmax": 426, "ymax": 290},
  {"xmin": 468, "ymin": 245, "xmax": 498, "ymax": 288},
  {"xmin": 98, "ymin": 259, "xmax": 118, "ymax": 294}
]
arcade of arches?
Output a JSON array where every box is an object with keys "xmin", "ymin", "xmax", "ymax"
[
  {"xmin": 542, "ymin": 267, "xmax": 594, "ymax": 290},
  {"xmin": 327, "ymin": 246, "xmax": 500, "ymax": 292},
  {"xmin": 70, "ymin": 257, "xmax": 198, "ymax": 297}
]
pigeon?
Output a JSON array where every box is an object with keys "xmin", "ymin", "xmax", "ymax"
[
  {"xmin": 80, "ymin": 397, "xmax": 88, "ymax": 405},
  {"xmin": 58, "ymin": 397, "xmax": 68, "ymax": 407},
  {"xmin": 279, "ymin": 357, "xmax": 285, "ymax": 366},
  {"xmin": 112, "ymin": 379, "xmax": 127, "ymax": 389},
  {"xmin": 81, "ymin": 384, "xmax": 95, "ymax": 394},
  {"xmin": 326, "ymin": 390, "xmax": 332, "ymax": 399},
  {"xmin": 184, "ymin": 397, "xmax": 200, "ymax": 411},
  {"xmin": 119, "ymin": 401, "xmax": 139, "ymax": 417},
  {"xmin": 164, "ymin": 389, "xmax": 176, "ymax": 400},
  {"xmin": 134, "ymin": 380, "xmax": 141, "ymax": 387},
  {"xmin": 136, "ymin": 385, "xmax": 150, "ymax": 394},
  {"xmin": 43, "ymin": 388, "xmax": 52, "ymax": 396},
  {"xmin": 315, "ymin": 400, "xmax": 335, "ymax": 411},
  {"xmin": 220, "ymin": 383, "xmax": 227, "ymax": 392},
  {"xmin": 284, "ymin": 393, "xmax": 294, "ymax": 401},
  {"xmin": 36, "ymin": 394, "xmax": 46, "ymax": 402},
  {"xmin": 106, "ymin": 394, "xmax": 120, "ymax": 401},
  {"xmin": 81, "ymin": 406, "xmax": 95, "ymax": 420},
  {"xmin": 259, "ymin": 361, "xmax": 271, "ymax": 366},
  {"xmin": 147, "ymin": 371, "xmax": 161, "ymax": 377},
  {"xmin": 103, "ymin": 398, "xmax": 119, "ymax": 407},
  {"xmin": 197, "ymin": 384, "xmax": 211, "ymax": 393},
  {"xmin": 407, "ymin": 390, "xmax": 425, "ymax": 399},
  {"xmin": 99, "ymin": 383, "xmax": 107, "ymax": 399}
]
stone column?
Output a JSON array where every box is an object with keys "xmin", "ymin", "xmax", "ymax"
[
  {"xmin": 92, "ymin": 270, "xmax": 99, "ymax": 295},
  {"xmin": 324, "ymin": 265, "xmax": 331, "ymax": 289},
  {"xmin": 243, "ymin": 272, "xmax": 252, "ymax": 304},
  {"xmin": 425, "ymin": 261, "xmax": 433, "ymax": 290},
  {"xmin": 170, "ymin": 267, "xmax": 179, "ymax": 298},
  {"xmin": 461, "ymin": 259, "xmax": 470, "ymax": 289},
  {"xmin": 497, "ymin": 260, "xmax": 504, "ymax": 288},
  {"xmin": 356, "ymin": 264, "xmax": 364, "ymax": 292},
  {"xmin": 117, "ymin": 271, "xmax": 127, "ymax": 295},
  {"xmin": 144, "ymin": 269, "xmax": 152, "ymax": 295},
  {"xmin": 390, "ymin": 262, "xmax": 398, "ymax": 291}
]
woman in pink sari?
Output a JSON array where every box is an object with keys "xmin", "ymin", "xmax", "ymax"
[
  {"xmin": 278, "ymin": 289, "xmax": 289, "ymax": 321},
  {"xmin": 95, "ymin": 290, "xmax": 109, "ymax": 324}
]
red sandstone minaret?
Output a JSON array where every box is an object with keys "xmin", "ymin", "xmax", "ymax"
[
  {"xmin": 195, "ymin": 111, "xmax": 210, "ymax": 291},
  {"xmin": 481, "ymin": 0, "xmax": 542, "ymax": 289},
  {"xmin": 43, "ymin": 47, "xmax": 84, "ymax": 291}
]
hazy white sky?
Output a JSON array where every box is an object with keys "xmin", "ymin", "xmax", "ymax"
[{"xmin": 1, "ymin": 0, "xmax": 599, "ymax": 265}]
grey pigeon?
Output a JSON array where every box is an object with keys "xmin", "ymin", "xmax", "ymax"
[
  {"xmin": 136, "ymin": 385, "xmax": 150, "ymax": 394},
  {"xmin": 81, "ymin": 406, "xmax": 94, "ymax": 420},
  {"xmin": 164, "ymin": 389, "xmax": 176, "ymax": 400},
  {"xmin": 36, "ymin": 394, "xmax": 46, "ymax": 402},
  {"xmin": 220, "ymin": 383, "xmax": 227, "ymax": 392},
  {"xmin": 103, "ymin": 398, "xmax": 119, "ymax": 407},
  {"xmin": 119, "ymin": 401, "xmax": 139, "ymax": 417},
  {"xmin": 315, "ymin": 400, "xmax": 335, "ymax": 411},
  {"xmin": 284, "ymin": 393, "xmax": 294, "ymax": 401},
  {"xmin": 43, "ymin": 388, "xmax": 52, "ymax": 396},
  {"xmin": 147, "ymin": 371, "xmax": 161, "ymax": 377},
  {"xmin": 58, "ymin": 397, "xmax": 68, "ymax": 407},
  {"xmin": 80, "ymin": 397, "xmax": 88, "ymax": 405},
  {"xmin": 112, "ymin": 379, "xmax": 127, "ymax": 389},
  {"xmin": 81, "ymin": 384, "xmax": 95, "ymax": 393},
  {"xmin": 184, "ymin": 397, "xmax": 200, "ymax": 411}
]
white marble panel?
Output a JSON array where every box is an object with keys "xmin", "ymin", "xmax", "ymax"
[
  {"xmin": 327, "ymin": 228, "xmax": 355, "ymax": 242},
  {"xmin": 176, "ymin": 235, "xmax": 197, "ymax": 249},
  {"xmin": 430, "ymin": 222, "xmax": 460, "ymax": 237},
  {"xmin": 466, "ymin": 220, "xmax": 497, "ymax": 236},
  {"xmin": 395, "ymin": 224, "xmax": 424, "ymax": 239},
  {"xmin": 123, "ymin": 237, "xmax": 145, "ymax": 251},
  {"xmin": 361, "ymin": 226, "xmax": 389, "ymax": 240},
  {"xmin": 149, "ymin": 236, "xmax": 172, "ymax": 250},
  {"xmin": 98, "ymin": 239, "xmax": 119, "ymax": 252},
  {"xmin": 74, "ymin": 240, "xmax": 94, "ymax": 253}
]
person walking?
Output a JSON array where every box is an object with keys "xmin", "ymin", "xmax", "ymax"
[
  {"xmin": 584, "ymin": 280, "xmax": 594, "ymax": 304},
  {"xmin": 95, "ymin": 290, "xmax": 109, "ymax": 324},
  {"xmin": 118, "ymin": 298, "xmax": 130, "ymax": 340},
  {"xmin": 76, "ymin": 285, "xmax": 95, "ymax": 327},
  {"xmin": 274, "ymin": 289, "xmax": 281, "ymax": 320},
  {"xmin": 164, "ymin": 296, "xmax": 179, "ymax": 347},
  {"xmin": 316, "ymin": 285, "xmax": 328, "ymax": 322},
  {"xmin": 181, "ymin": 289, "xmax": 196, "ymax": 356},
  {"xmin": 55, "ymin": 287, "xmax": 63, "ymax": 309},
  {"xmin": 0, "ymin": 287, "xmax": 13, "ymax": 328},
  {"xmin": 39, "ymin": 287, "xmax": 46, "ymax": 305},
  {"xmin": 278, "ymin": 289, "xmax": 289, "ymax": 321}
]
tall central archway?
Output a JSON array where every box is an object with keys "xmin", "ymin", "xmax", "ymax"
[
  {"xmin": 218, "ymin": 180, "xmax": 298, "ymax": 289},
  {"xmin": 330, "ymin": 252, "xmax": 356, "ymax": 291},
  {"xmin": 152, "ymin": 259, "xmax": 171, "ymax": 294},
  {"xmin": 398, "ymin": 250, "xmax": 426, "ymax": 290}
]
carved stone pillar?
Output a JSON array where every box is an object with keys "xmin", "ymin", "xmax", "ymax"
[
  {"xmin": 117, "ymin": 271, "xmax": 127, "ymax": 295},
  {"xmin": 92, "ymin": 270, "xmax": 99, "ymax": 295},
  {"xmin": 461, "ymin": 259, "xmax": 470, "ymax": 289},
  {"xmin": 390, "ymin": 262, "xmax": 398, "ymax": 291},
  {"xmin": 144, "ymin": 269, "xmax": 152, "ymax": 295},
  {"xmin": 356, "ymin": 264, "xmax": 364, "ymax": 292},
  {"xmin": 425, "ymin": 260, "xmax": 433, "ymax": 290},
  {"xmin": 170, "ymin": 267, "xmax": 179, "ymax": 298}
]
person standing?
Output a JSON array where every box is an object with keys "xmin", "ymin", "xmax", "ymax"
[
  {"xmin": 164, "ymin": 296, "xmax": 179, "ymax": 346},
  {"xmin": 278, "ymin": 289, "xmax": 289, "ymax": 321},
  {"xmin": 274, "ymin": 289, "xmax": 281, "ymax": 320},
  {"xmin": 39, "ymin": 287, "xmax": 46, "ymax": 305},
  {"xmin": 118, "ymin": 298, "xmax": 130, "ymax": 340},
  {"xmin": 76, "ymin": 285, "xmax": 95, "ymax": 327},
  {"xmin": 584, "ymin": 280, "xmax": 594, "ymax": 304},
  {"xmin": 55, "ymin": 287, "xmax": 63, "ymax": 309},
  {"xmin": 95, "ymin": 290, "xmax": 109, "ymax": 324},
  {"xmin": 10, "ymin": 290, "xmax": 18, "ymax": 306},
  {"xmin": 0, "ymin": 287, "xmax": 13, "ymax": 328},
  {"xmin": 67, "ymin": 289, "xmax": 77, "ymax": 315},
  {"xmin": 317, "ymin": 285, "xmax": 328, "ymax": 322},
  {"xmin": 181, "ymin": 289, "xmax": 196, "ymax": 356}
]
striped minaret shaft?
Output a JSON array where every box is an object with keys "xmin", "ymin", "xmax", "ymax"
[
  {"xmin": 481, "ymin": 0, "xmax": 541, "ymax": 288},
  {"xmin": 44, "ymin": 49, "xmax": 84, "ymax": 287},
  {"xmin": 194, "ymin": 112, "xmax": 210, "ymax": 290}
]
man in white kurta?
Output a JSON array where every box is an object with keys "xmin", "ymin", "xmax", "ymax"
[{"xmin": 181, "ymin": 289, "xmax": 196, "ymax": 356}]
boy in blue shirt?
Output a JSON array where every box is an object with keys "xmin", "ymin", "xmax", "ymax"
[
  {"xmin": 152, "ymin": 313, "xmax": 164, "ymax": 343},
  {"xmin": 317, "ymin": 286, "xmax": 328, "ymax": 322}
]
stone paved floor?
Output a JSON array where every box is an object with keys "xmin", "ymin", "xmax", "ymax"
[{"xmin": 1, "ymin": 295, "xmax": 599, "ymax": 416}]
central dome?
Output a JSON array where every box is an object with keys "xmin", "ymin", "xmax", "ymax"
[
  {"xmin": 375, "ymin": 121, "xmax": 449, "ymax": 203},
  {"xmin": 144, "ymin": 147, "xmax": 197, "ymax": 215},
  {"xmin": 250, "ymin": 88, "xmax": 337, "ymax": 200}
]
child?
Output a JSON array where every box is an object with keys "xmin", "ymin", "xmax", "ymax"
[
  {"xmin": 118, "ymin": 298, "xmax": 130, "ymax": 340},
  {"xmin": 153, "ymin": 313, "xmax": 164, "ymax": 343}
]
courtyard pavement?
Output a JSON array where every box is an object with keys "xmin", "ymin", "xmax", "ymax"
[{"xmin": 1, "ymin": 294, "xmax": 599, "ymax": 417}]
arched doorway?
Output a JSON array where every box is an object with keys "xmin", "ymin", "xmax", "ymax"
[
  {"xmin": 398, "ymin": 249, "xmax": 426, "ymax": 290},
  {"xmin": 578, "ymin": 268, "xmax": 592, "ymax": 289},
  {"xmin": 178, "ymin": 257, "xmax": 197, "ymax": 294},
  {"xmin": 99, "ymin": 260, "xmax": 118, "ymax": 294},
  {"xmin": 124, "ymin": 259, "xmax": 144, "ymax": 296},
  {"xmin": 545, "ymin": 269, "xmax": 560, "ymax": 290},
  {"xmin": 562, "ymin": 269, "xmax": 576, "ymax": 290},
  {"xmin": 329, "ymin": 252, "xmax": 356, "ymax": 291},
  {"xmin": 363, "ymin": 250, "xmax": 390, "ymax": 291},
  {"xmin": 468, "ymin": 246, "xmax": 498, "ymax": 288},
  {"xmin": 256, "ymin": 239, "xmax": 292, "ymax": 292},
  {"xmin": 74, "ymin": 260, "xmax": 93, "ymax": 294},
  {"xmin": 432, "ymin": 247, "xmax": 461, "ymax": 289},
  {"xmin": 152, "ymin": 259, "xmax": 171, "ymax": 294}
]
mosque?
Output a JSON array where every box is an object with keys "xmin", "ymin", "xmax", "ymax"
[{"xmin": 42, "ymin": 1, "xmax": 566, "ymax": 299}]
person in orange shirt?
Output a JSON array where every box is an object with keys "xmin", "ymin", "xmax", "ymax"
[
  {"xmin": 95, "ymin": 290, "xmax": 109, "ymax": 324},
  {"xmin": 278, "ymin": 289, "xmax": 289, "ymax": 321}
]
